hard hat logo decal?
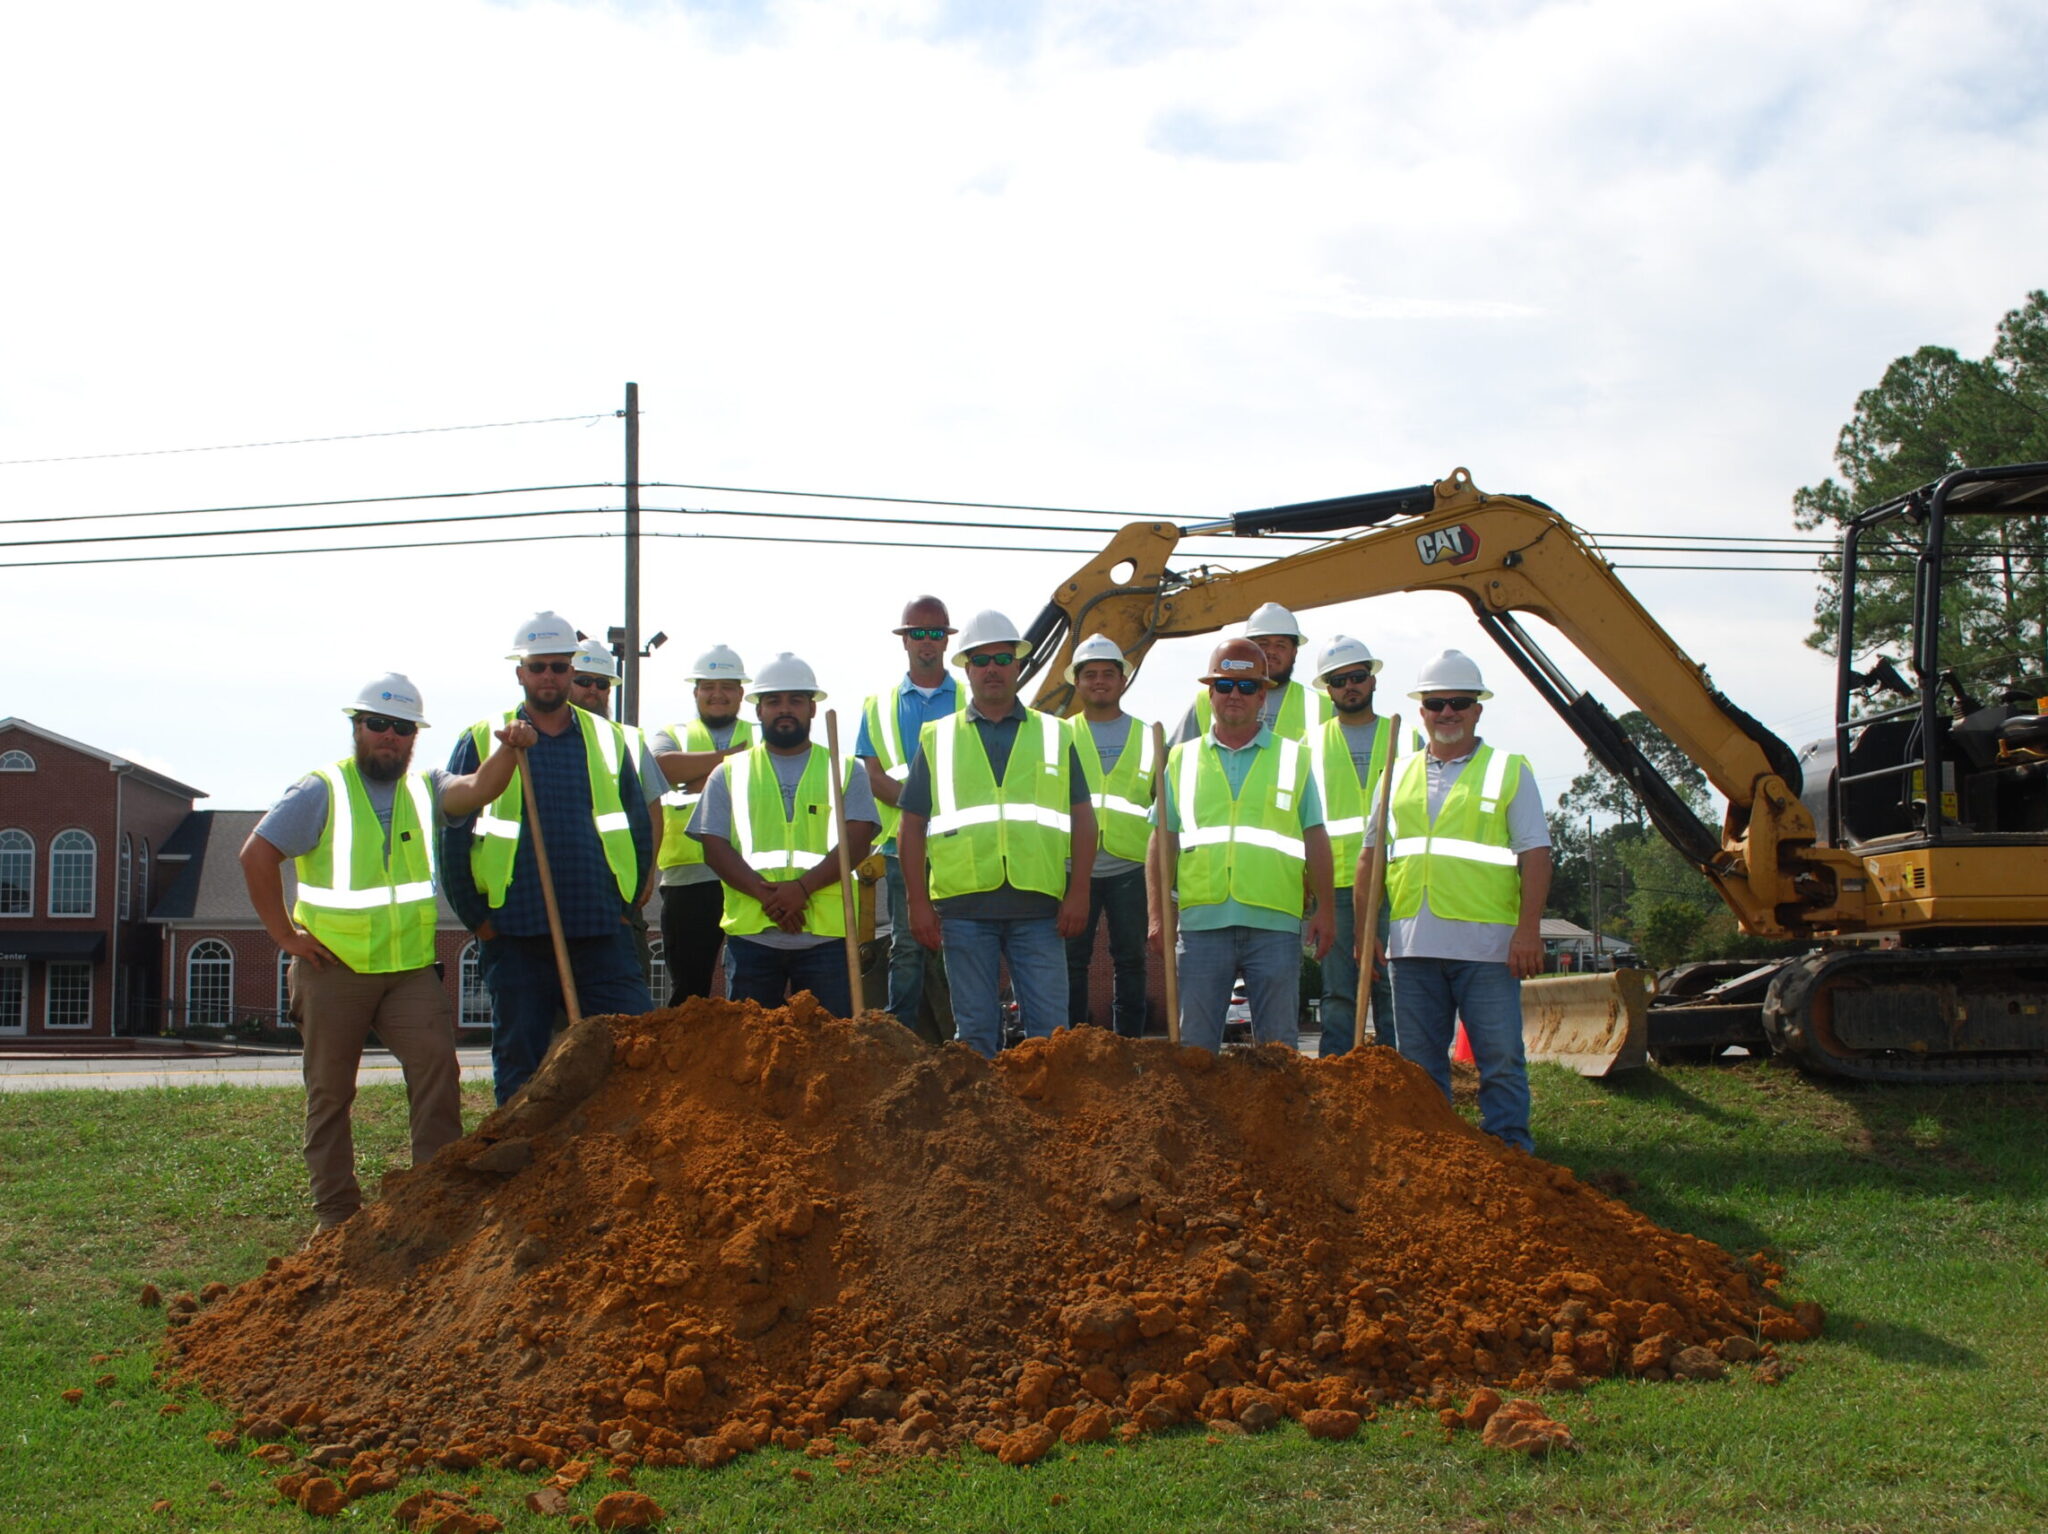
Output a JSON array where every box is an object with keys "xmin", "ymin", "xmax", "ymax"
[
  {"xmin": 1417, "ymin": 524, "xmax": 1480, "ymax": 567},
  {"xmin": 381, "ymin": 691, "xmax": 392, "ymax": 701},
  {"xmin": 1221, "ymin": 658, "xmax": 1254, "ymax": 671}
]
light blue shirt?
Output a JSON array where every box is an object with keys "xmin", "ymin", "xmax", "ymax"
[{"xmin": 1154, "ymin": 726, "xmax": 1324, "ymax": 934}]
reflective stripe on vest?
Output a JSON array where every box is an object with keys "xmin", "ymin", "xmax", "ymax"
[
  {"xmin": 864, "ymin": 682, "xmax": 966, "ymax": 848},
  {"xmin": 1193, "ymin": 678, "xmax": 1330, "ymax": 744},
  {"xmin": 466, "ymin": 709, "xmax": 640, "ymax": 909},
  {"xmin": 1072, "ymin": 716, "xmax": 1156, "ymax": 863},
  {"xmin": 1312, "ymin": 714, "xmax": 1393, "ymax": 876},
  {"xmin": 1385, "ymin": 745, "xmax": 1525, "ymax": 924},
  {"xmin": 1169, "ymin": 734, "xmax": 1311, "ymax": 916},
  {"xmin": 719, "ymin": 745, "xmax": 847, "ymax": 938},
  {"xmin": 659, "ymin": 717, "xmax": 755, "ymax": 869},
  {"xmin": 292, "ymin": 760, "xmax": 439, "ymax": 973},
  {"xmin": 922, "ymin": 710, "xmax": 1071, "ymax": 900}
]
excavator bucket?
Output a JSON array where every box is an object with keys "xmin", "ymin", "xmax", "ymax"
[{"xmin": 1520, "ymin": 970, "xmax": 1654, "ymax": 1076}]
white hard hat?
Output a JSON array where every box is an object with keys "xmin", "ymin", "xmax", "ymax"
[
  {"xmin": 345, "ymin": 672, "xmax": 429, "ymax": 727},
  {"xmin": 1244, "ymin": 602, "xmax": 1307, "ymax": 642},
  {"xmin": 573, "ymin": 637, "xmax": 619, "ymax": 681},
  {"xmin": 1408, "ymin": 649, "xmax": 1493, "ymax": 701},
  {"xmin": 949, "ymin": 610, "xmax": 1033, "ymax": 668},
  {"xmin": 686, "ymin": 643, "xmax": 751, "ymax": 684},
  {"xmin": 1310, "ymin": 634, "xmax": 1383, "ymax": 688},
  {"xmin": 748, "ymin": 652, "xmax": 826, "ymax": 701},
  {"xmin": 507, "ymin": 611, "xmax": 579, "ymax": 659},
  {"xmin": 1064, "ymin": 633, "xmax": 1132, "ymax": 684}
]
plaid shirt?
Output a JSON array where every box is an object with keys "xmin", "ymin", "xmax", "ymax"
[{"xmin": 443, "ymin": 713, "xmax": 654, "ymax": 938}]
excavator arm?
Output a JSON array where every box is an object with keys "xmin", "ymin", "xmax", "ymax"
[{"xmin": 1026, "ymin": 468, "xmax": 1862, "ymax": 940}]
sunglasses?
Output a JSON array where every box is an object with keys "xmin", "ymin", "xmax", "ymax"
[
  {"xmin": 1419, "ymin": 696, "xmax": 1476, "ymax": 713},
  {"xmin": 1324, "ymin": 668, "xmax": 1376, "ymax": 689},
  {"xmin": 1210, "ymin": 678, "xmax": 1263, "ymax": 696},
  {"xmin": 903, "ymin": 627, "xmax": 950, "ymax": 641},
  {"xmin": 523, "ymin": 660, "xmax": 573, "ymax": 675},
  {"xmin": 965, "ymin": 652, "xmax": 1016, "ymax": 668},
  {"xmin": 357, "ymin": 714, "xmax": 417, "ymax": 737},
  {"xmin": 571, "ymin": 674, "xmax": 613, "ymax": 689}
]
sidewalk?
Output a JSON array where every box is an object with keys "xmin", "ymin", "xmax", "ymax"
[{"xmin": 0, "ymin": 1046, "xmax": 496, "ymax": 1093}]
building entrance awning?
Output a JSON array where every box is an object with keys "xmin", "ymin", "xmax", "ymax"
[{"xmin": 0, "ymin": 931, "xmax": 106, "ymax": 963}]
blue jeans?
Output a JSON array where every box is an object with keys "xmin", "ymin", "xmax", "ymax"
[
  {"xmin": 1177, "ymin": 926, "xmax": 1300, "ymax": 1053},
  {"xmin": 724, "ymin": 936, "xmax": 852, "ymax": 1018},
  {"xmin": 1318, "ymin": 887, "xmax": 1396, "ymax": 1056},
  {"xmin": 480, "ymin": 929, "xmax": 652, "ymax": 1105},
  {"xmin": 885, "ymin": 856, "xmax": 949, "ymax": 1044},
  {"xmin": 1392, "ymin": 957, "xmax": 1532, "ymax": 1152},
  {"xmin": 939, "ymin": 914, "xmax": 1067, "ymax": 1058},
  {"xmin": 1064, "ymin": 868, "xmax": 1149, "ymax": 1037}
]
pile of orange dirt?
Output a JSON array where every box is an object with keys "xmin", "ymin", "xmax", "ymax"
[{"xmin": 166, "ymin": 999, "xmax": 1818, "ymax": 1470}]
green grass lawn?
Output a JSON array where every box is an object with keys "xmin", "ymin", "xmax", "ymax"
[{"xmin": 2, "ymin": 1062, "xmax": 2043, "ymax": 1533}]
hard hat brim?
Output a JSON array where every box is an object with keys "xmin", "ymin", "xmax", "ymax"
[
  {"xmin": 1405, "ymin": 686, "xmax": 1493, "ymax": 701},
  {"xmin": 950, "ymin": 638, "xmax": 1033, "ymax": 668},
  {"xmin": 344, "ymin": 706, "xmax": 431, "ymax": 727},
  {"xmin": 1312, "ymin": 658, "xmax": 1385, "ymax": 690},
  {"xmin": 1198, "ymin": 673, "xmax": 1278, "ymax": 689}
]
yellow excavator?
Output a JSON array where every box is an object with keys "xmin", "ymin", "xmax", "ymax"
[{"xmin": 1021, "ymin": 464, "xmax": 2048, "ymax": 1083}]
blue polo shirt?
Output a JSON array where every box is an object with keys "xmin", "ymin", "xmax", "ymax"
[{"xmin": 855, "ymin": 672, "xmax": 961, "ymax": 857}]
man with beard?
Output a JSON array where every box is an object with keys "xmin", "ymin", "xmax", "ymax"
[
  {"xmin": 1306, "ymin": 635, "xmax": 1397, "ymax": 1056},
  {"xmin": 1368, "ymin": 650, "xmax": 1550, "ymax": 1153},
  {"xmin": 651, "ymin": 644, "xmax": 755, "ymax": 1004},
  {"xmin": 239, "ymin": 672, "xmax": 533, "ymax": 1232},
  {"xmin": 1062, "ymin": 635, "xmax": 1154, "ymax": 1038},
  {"xmin": 1149, "ymin": 640, "xmax": 1334, "ymax": 1051},
  {"xmin": 1171, "ymin": 602, "xmax": 1333, "ymax": 744},
  {"xmin": 686, "ymin": 653, "xmax": 879, "ymax": 1016},
  {"xmin": 444, "ymin": 612, "xmax": 662, "ymax": 1104},
  {"xmin": 856, "ymin": 596, "xmax": 968, "ymax": 1042}
]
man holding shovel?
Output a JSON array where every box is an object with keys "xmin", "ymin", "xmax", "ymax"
[{"xmin": 444, "ymin": 611, "xmax": 661, "ymax": 1104}]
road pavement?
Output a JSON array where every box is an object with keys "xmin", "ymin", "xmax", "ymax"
[{"xmin": 0, "ymin": 1047, "xmax": 496, "ymax": 1093}]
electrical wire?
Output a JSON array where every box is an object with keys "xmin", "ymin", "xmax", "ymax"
[
  {"xmin": 0, "ymin": 483, "xmax": 609, "ymax": 528},
  {"xmin": 0, "ymin": 414, "xmax": 614, "ymax": 467}
]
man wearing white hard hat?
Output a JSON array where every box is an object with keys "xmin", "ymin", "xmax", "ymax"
[
  {"xmin": 1063, "ymin": 634, "xmax": 1155, "ymax": 1038},
  {"xmin": 240, "ymin": 674, "xmax": 534, "ymax": 1232},
  {"xmin": 686, "ymin": 654, "xmax": 880, "ymax": 1017},
  {"xmin": 1307, "ymin": 634, "xmax": 1398, "ymax": 1056},
  {"xmin": 897, "ymin": 610, "xmax": 1096, "ymax": 1057},
  {"xmin": 443, "ymin": 612, "xmax": 663, "ymax": 1104},
  {"xmin": 650, "ymin": 644, "xmax": 756, "ymax": 1006},
  {"xmin": 856, "ymin": 596, "xmax": 969, "ymax": 1044},
  {"xmin": 1172, "ymin": 602, "xmax": 1334, "ymax": 746},
  {"xmin": 569, "ymin": 636, "xmax": 668, "ymax": 991},
  {"xmin": 1366, "ymin": 650, "xmax": 1550, "ymax": 1153}
]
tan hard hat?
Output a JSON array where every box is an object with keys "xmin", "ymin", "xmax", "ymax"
[{"xmin": 1200, "ymin": 637, "xmax": 1275, "ymax": 687}]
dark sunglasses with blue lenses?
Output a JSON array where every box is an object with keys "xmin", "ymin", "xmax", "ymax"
[
  {"xmin": 1209, "ymin": 678, "xmax": 1263, "ymax": 695},
  {"xmin": 966, "ymin": 652, "xmax": 1016, "ymax": 668}
]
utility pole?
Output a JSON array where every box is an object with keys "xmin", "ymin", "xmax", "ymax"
[
  {"xmin": 1587, "ymin": 814, "xmax": 1604, "ymax": 967},
  {"xmin": 622, "ymin": 382, "xmax": 641, "ymax": 725}
]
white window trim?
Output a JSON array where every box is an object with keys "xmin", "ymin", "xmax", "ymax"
[
  {"xmin": 0, "ymin": 963, "xmax": 25, "ymax": 1034},
  {"xmin": 458, "ymin": 939, "xmax": 493, "ymax": 1028},
  {"xmin": 50, "ymin": 829, "xmax": 96, "ymax": 919},
  {"xmin": 0, "ymin": 750, "xmax": 33, "ymax": 772},
  {"xmin": 185, "ymin": 939, "xmax": 234, "ymax": 1028},
  {"xmin": 45, "ymin": 961, "xmax": 92, "ymax": 1029},
  {"xmin": 0, "ymin": 829, "xmax": 31, "ymax": 919}
]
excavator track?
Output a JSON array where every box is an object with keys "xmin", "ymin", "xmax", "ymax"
[{"xmin": 1762, "ymin": 946, "xmax": 2048, "ymax": 1084}]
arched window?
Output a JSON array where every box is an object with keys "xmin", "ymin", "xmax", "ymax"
[
  {"xmin": 50, "ymin": 830, "xmax": 96, "ymax": 917},
  {"xmin": 137, "ymin": 838, "xmax": 150, "ymax": 913},
  {"xmin": 0, "ymin": 750, "xmax": 32, "ymax": 771},
  {"xmin": 647, "ymin": 936, "xmax": 670, "ymax": 1009},
  {"xmin": 458, "ymin": 940, "xmax": 493, "ymax": 1028},
  {"xmin": 275, "ymin": 949, "xmax": 295, "ymax": 1028},
  {"xmin": 0, "ymin": 830, "xmax": 30, "ymax": 917},
  {"xmin": 118, "ymin": 835, "xmax": 133, "ymax": 920},
  {"xmin": 185, "ymin": 939, "xmax": 234, "ymax": 1028}
]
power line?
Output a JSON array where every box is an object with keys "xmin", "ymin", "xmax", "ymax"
[
  {"xmin": 0, "ymin": 414, "xmax": 614, "ymax": 467},
  {"xmin": 0, "ymin": 483, "xmax": 608, "ymax": 528},
  {"xmin": 647, "ymin": 480, "xmax": 1141, "ymax": 518}
]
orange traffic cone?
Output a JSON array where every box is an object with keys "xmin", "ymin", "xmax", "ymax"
[{"xmin": 1451, "ymin": 1020, "xmax": 1475, "ymax": 1063}]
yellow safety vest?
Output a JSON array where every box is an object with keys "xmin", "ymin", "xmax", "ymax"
[
  {"xmin": 1312, "ymin": 714, "xmax": 1393, "ymax": 878},
  {"xmin": 922, "ymin": 710, "xmax": 1072, "ymax": 901},
  {"xmin": 658, "ymin": 717, "xmax": 755, "ymax": 869},
  {"xmin": 466, "ymin": 709, "xmax": 639, "ymax": 909},
  {"xmin": 1192, "ymin": 678, "xmax": 1330, "ymax": 743},
  {"xmin": 1169, "ymin": 734, "xmax": 1313, "ymax": 917},
  {"xmin": 291, "ymin": 759, "xmax": 439, "ymax": 974},
  {"xmin": 719, "ymin": 746, "xmax": 849, "ymax": 938},
  {"xmin": 1072, "ymin": 715, "xmax": 1157, "ymax": 863},
  {"xmin": 863, "ymin": 682, "xmax": 967, "ymax": 847},
  {"xmin": 1385, "ymin": 745, "xmax": 1526, "ymax": 925}
]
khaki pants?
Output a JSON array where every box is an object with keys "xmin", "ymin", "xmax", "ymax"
[{"xmin": 288, "ymin": 958, "xmax": 462, "ymax": 1227}]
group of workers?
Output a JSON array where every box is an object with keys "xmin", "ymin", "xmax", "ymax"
[{"xmin": 239, "ymin": 598, "xmax": 1550, "ymax": 1235}]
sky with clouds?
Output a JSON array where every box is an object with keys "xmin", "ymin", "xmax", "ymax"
[{"xmin": 3, "ymin": 0, "xmax": 2044, "ymax": 821}]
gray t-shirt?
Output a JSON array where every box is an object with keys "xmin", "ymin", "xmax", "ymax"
[
  {"xmin": 652, "ymin": 719, "xmax": 744, "ymax": 887},
  {"xmin": 1365, "ymin": 742, "xmax": 1550, "ymax": 964},
  {"xmin": 1080, "ymin": 715, "xmax": 1143, "ymax": 881},
  {"xmin": 253, "ymin": 768, "xmax": 458, "ymax": 861},
  {"xmin": 686, "ymin": 749, "xmax": 879, "ymax": 949}
]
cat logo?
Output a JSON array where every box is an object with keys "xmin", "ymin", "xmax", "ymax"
[{"xmin": 1416, "ymin": 524, "xmax": 1479, "ymax": 566}]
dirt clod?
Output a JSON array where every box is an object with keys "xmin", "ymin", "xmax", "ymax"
[
  {"xmin": 1480, "ymin": 1398, "xmax": 1579, "ymax": 1456},
  {"xmin": 165, "ymin": 1003, "xmax": 1812, "ymax": 1468},
  {"xmin": 591, "ymin": 1490, "xmax": 664, "ymax": 1529}
]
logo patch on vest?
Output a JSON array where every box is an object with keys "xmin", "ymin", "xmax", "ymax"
[{"xmin": 1416, "ymin": 524, "xmax": 1479, "ymax": 566}]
